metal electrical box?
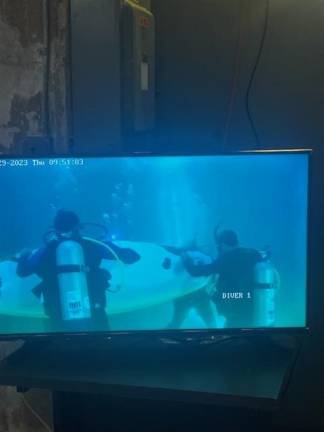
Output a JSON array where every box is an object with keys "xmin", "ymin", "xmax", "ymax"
[
  {"xmin": 121, "ymin": 0, "xmax": 155, "ymax": 135},
  {"xmin": 70, "ymin": 0, "xmax": 122, "ymax": 153}
]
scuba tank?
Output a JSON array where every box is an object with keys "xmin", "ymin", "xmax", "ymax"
[
  {"xmin": 56, "ymin": 240, "xmax": 91, "ymax": 321},
  {"xmin": 253, "ymin": 249, "xmax": 278, "ymax": 327}
]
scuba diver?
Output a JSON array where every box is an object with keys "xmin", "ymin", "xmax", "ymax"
[
  {"xmin": 166, "ymin": 249, "xmax": 217, "ymax": 330},
  {"xmin": 183, "ymin": 229, "xmax": 262, "ymax": 328},
  {"xmin": 16, "ymin": 210, "xmax": 140, "ymax": 331}
]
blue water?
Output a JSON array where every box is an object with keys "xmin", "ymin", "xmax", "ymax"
[{"xmin": 0, "ymin": 153, "xmax": 309, "ymax": 334}]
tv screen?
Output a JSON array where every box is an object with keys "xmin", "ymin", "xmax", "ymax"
[{"xmin": 0, "ymin": 152, "xmax": 309, "ymax": 336}]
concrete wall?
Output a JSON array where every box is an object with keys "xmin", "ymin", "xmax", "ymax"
[
  {"xmin": 0, "ymin": 0, "xmax": 46, "ymax": 152},
  {"xmin": 0, "ymin": 0, "xmax": 70, "ymax": 154}
]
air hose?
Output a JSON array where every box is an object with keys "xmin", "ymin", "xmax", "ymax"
[{"xmin": 82, "ymin": 236, "xmax": 126, "ymax": 293}]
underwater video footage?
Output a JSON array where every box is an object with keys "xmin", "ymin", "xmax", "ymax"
[{"xmin": 0, "ymin": 153, "xmax": 309, "ymax": 335}]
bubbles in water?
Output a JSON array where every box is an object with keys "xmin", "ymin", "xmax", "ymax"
[
  {"xmin": 127, "ymin": 184, "xmax": 134, "ymax": 196},
  {"xmin": 102, "ymin": 213, "xmax": 110, "ymax": 223}
]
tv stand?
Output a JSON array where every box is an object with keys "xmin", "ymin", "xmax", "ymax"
[
  {"xmin": 0, "ymin": 333, "xmax": 303, "ymax": 431},
  {"xmin": 5, "ymin": 332, "xmax": 294, "ymax": 366}
]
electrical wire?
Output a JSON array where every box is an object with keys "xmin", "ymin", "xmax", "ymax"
[
  {"xmin": 245, "ymin": 0, "xmax": 270, "ymax": 148},
  {"xmin": 222, "ymin": 0, "xmax": 245, "ymax": 150},
  {"xmin": 21, "ymin": 394, "xmax": 52, "ymax": 432}
]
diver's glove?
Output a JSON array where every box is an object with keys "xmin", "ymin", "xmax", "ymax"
[{"xmin": 14, "ymin": 249, "xmax": 32, "ymax": 262}]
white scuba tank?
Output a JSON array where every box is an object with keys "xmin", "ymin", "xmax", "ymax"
[
  {"xmin": 254, "ymin": 252, "xmax": 278, "ymax": 327},
  {"xmin": 56, "ymin": 240, "xmax": 91, "ymax": 321}
]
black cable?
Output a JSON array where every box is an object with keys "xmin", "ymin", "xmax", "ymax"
[
  {"xmin": 245, "ymin": 0, "xmax": 270, "ymax": 148},
  {"xmin": 21, "ymin": 394, "xmax": 52, "ymax": 432},
  {"xmin": 222, "ymin": 0, "xmax": 245, "ymax": 150},
  {"xmin": 278, "ymin": 334, "xmax": 305, "ymax": 400}
]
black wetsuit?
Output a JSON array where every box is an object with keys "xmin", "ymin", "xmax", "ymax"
[
  {"xmin": 185, "ymin": 247, "xmax": 262, "ymax": 328},
  {"xmin": 168, "ymin": 289, "xmax": 216, "ymax": 330},
  {"xmin": 17, "ymin": 238, "xmax": 139, "ymax": 331},
  {"xmin": 165, "ymin": 247, "xmax": 216, "ymax": 329}
]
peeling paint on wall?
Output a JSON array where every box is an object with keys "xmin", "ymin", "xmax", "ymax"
[
  {"xmin": 0, "ymin": 11, "xmax": 45, "ymax": 151},
  {"xmin": 48, "ymin": 0, "xmax": 71, "ymax": 153},
  {"xmin": 0, "ymin": 0, "xmax": 71, "ymax": 154}
]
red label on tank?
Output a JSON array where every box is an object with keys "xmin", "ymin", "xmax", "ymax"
[{"xmin": 140, "ymin": 16, "xmax": 150, "ymax": 28}]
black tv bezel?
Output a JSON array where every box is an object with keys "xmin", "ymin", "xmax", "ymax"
[{"xmin": 0, "ymin": 149, "xmax": 311, "ymax": 340}]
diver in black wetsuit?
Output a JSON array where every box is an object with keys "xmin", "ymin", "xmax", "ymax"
[
  {"xmin": 183, "ymin": 230, "xmax": 262, "ymax": 328},
  {"xmin": 16, "ymin": 210, "xmax": 140, "ymax": 331},
  {"xmin": 166, "ymin": 246, "xmax": 217, "ymax": 330}
]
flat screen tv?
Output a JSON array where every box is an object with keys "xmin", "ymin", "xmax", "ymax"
[{"xmin": 0, "ymin": 151, "xmax": 309, "ymax": 338}]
